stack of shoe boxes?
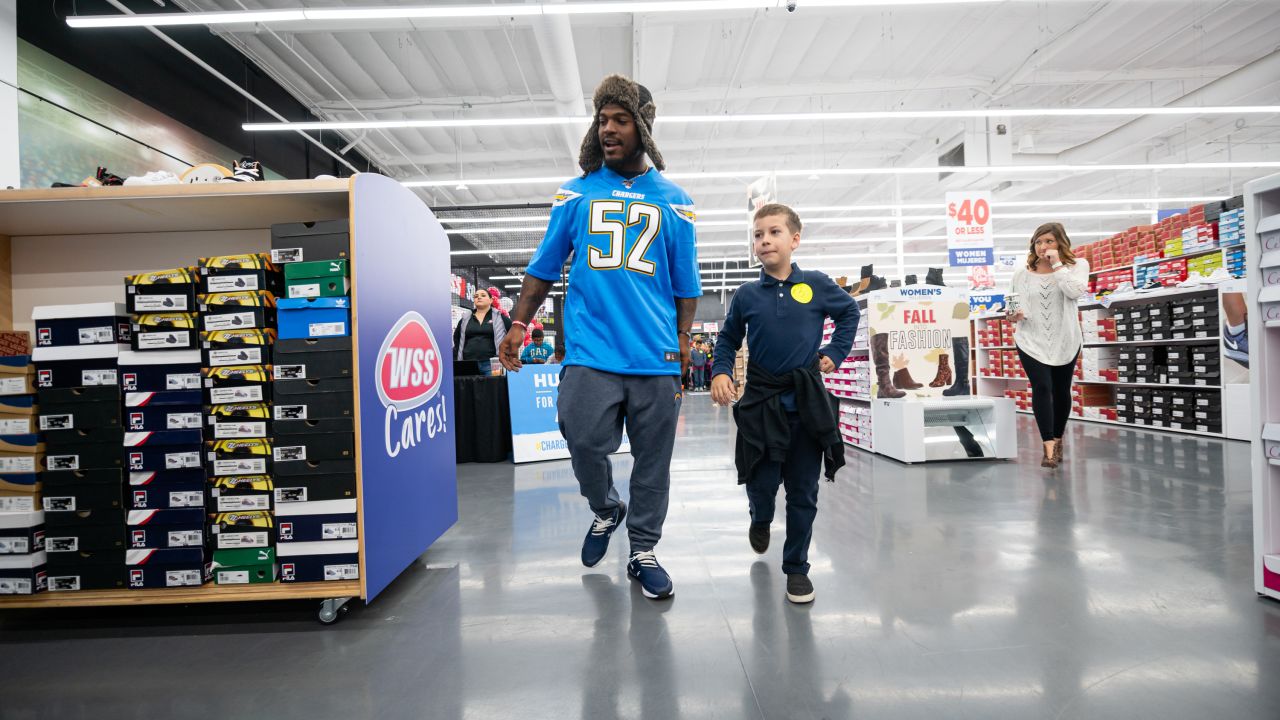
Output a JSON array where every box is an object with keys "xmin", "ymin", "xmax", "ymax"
[
  {"xmin": 1080, "ymin": 347, "xmax": 1119, "ymax": 382},
  {"xmin": 198, "ymin": 254, "xmax": 281, "ymax": 578},
  {"xmin": 1170, "ymin": 295, "xmax": 1218, "ymax": 340},
  {"xmin": 269, "ymin": 220, "xmax": 359, "ymax": 584},
  {"xmin": 0, "ymin": 332, "xmax": 47, "ymax": 595},
  {"xmin": 33, "ymin": 303, "xmax": 130, "ymax": 592},
  {"xmin": 1218, "ymin": 208, "xmax": 1245, "ymax": 248},
  {"xmin": 120, "ymin": 268, "xmax": 210, "ymax": 589},
  {"xmin": 1166, "ymin": 344, "xmax": 1220, "ymax": 388},
  {"xmin": 1226, "ymin": 247, "xmax": 1247, "ymax": 279},
  {"xmin": 1187, "ymin": 253, "xmax": 1224, "ymax": 279}
]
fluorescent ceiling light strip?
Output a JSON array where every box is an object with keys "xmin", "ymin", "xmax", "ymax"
[{"xmin": 68, "ymin": 10, "xmax": 305, "ymax": 27}]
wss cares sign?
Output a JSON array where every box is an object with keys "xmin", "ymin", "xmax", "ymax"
[{"xmin": 376, "ymin": 311, "xmax": 448, "ymax": 457}]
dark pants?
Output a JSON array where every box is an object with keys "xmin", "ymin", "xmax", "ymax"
[
  {"xmin": 691, "ymin": 366, "xmax": 707, "ymax": 388},
  {"xmin": 1017, "ymin": 348, "xmax": 1078, "ymax": 442},
  {"xmin": 745, "ymin": 414, "xmax": 822, "ymax": 575}
]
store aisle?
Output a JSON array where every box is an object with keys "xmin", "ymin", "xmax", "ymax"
[{"xmin": 3, "ymin": 397, "xmax": 1279, "ymax": 720}]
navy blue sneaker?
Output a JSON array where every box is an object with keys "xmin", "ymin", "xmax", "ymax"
[
  {"xmin": 581, "ymin": 502, "xmax": 626, "ymax": 568},
  {"xmin": 1223, "ymin": 322, "xmax": 1249, "ymax": 367},
  {"xmin": 627, "ymin": 550, "xmax": 674, "ymax": 599}
]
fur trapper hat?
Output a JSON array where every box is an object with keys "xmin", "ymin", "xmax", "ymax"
[{"xmin": 578, "ymin": 74, "xmax": 664, "ymax": 175}]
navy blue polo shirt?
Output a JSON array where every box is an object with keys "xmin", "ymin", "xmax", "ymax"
[{"xmin": 711, "ymin": 263, "xmax": 859, "ymax": 391}]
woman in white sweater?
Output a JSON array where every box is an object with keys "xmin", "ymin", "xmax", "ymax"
[{"xmin": 1008, "ymin": 222, "xmax": 1090, "ymax": 468}]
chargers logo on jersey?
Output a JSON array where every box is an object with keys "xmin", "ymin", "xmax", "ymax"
[
  {"xmin": 552, "ymin": 188, "xmax": 582, "ymax": 207},
  {"xmin": 671, "ymin": 203, "xmax": 697, "ymax": 224}
]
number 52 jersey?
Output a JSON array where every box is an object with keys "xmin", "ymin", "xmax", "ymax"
[{"xmin": 526, "ymin": 166, "xmax": 702, "ymax": 376}]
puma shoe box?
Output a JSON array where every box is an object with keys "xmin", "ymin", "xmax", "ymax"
[
  {"xmin": 270, "ymin": 219, "xmax": 349, "ymax": 266},
  {"xmin": 284, "ymin": 259, "xmax": 350, "ymax": 300},
  {"xmin": 126, "ymin": 508, "xmax": 205, "ymax": 549},
  {"xmin": 128, "ymin": 469, "xmax": 206, "ymax": 510},
  {"xmin": 277, "ymin": 298, "xmax": 350, "ymax": 340},
  {"xmin": 125, "ymin": 547, "xmax": 210, "ymax": 589},
  {"xmin": 34, "ymin": 343, "xmax": 127, "ymax": 390},
  {"xmin": 278, "ymin": 539, "xmax": 358, "ymax": 583},
  {"xmin": 203, "ymin": 365, "xmax": 272, "ymax": 407},
  {"xmin": 198, "ymin": 253, "xmax": 282, "ymax": 296},
  {"xmin": 276, "ymin": 499, "xmax": 357, "ymax": 543},
  {"xmin": 0, "ymin": 550, "xmax": 47, "ymax": 594},
  {"xmin": 202, "ymin": 329, "xmax": 276, "ymax": 369},
  {"xmin": 33, "ymin": 303, "xmax": 129, "ymax": 349},
  {"xmin": 131, "ymin": 313, "xmax": 199, "ymax": 352},
  {"xmin": 0, "ymin": 510, "xmax": 44, "ymax": 555},
  {"xmin": 46, "ymin": 549, "xmax": 126, "ymax": 591},
  {"xmin": 273, "ymin": 377, "xmax": 354, "ymax": 421},
  {"xmin": 125, "ymin": 267, "xmax": 199, "ymax": 315},
  {"xmin": 211, "ymin": 546, "xmax": 277, "ymax": 585},
  {"xmin": 209, "ymin": 511, "xmax": 274, "ymax": 549},
  {"xmin": 198, "ymin": 290, "xmax": 277, "ymax": 332}
]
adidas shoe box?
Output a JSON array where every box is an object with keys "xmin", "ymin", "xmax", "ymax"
[
  {"xmin": 124, "ymin": 434, "xmax": 205, "ymax": 473},
  {"xmin": 203, "ymin": 365, "xmax": 271, "ymax": 406},
  {"xmin": 127, "ymin": 470, "xmax": 206, "ymax": 510},
  {"xmin": 276, "ymin": 499, "xmax": 358, "ymax": 543},
  {"xmin": 274, "ymin": 474, "xmax": 357, "ymax": 505},
  {"xmin": 207, "ymin": 403, "xmax": 271, "ymax": 440},
  {"xmin": 273, "ymin": 377, "xmax": 354, "ymax": 420},
  {"xmin": 278, "ymin": 539, "xmax": 358, "ymax": 583},
  {"xmin": 46, "ymin": 549, "xmax": 126, "ymax": 591},
  {"xmin": 125, "ymin": 547, "xmax": 209, "ymax": 589},
  {"xmin": 272, "ymin": 420, "xmax": 354, "ymax": 465},
  {"xmin": 208, "ymin": 476, "xmax": 273, "ymax": 513},
  {"xmin": 44, "ymin": 508, "xmax": 125, "ymax": 552},
  {"xmin": 198, "ymin": 254, "xmax": 283, "ymax": 295},
  {"xmin": 125, "ymin": 267, "xmax": 200, "ymax": 315},
  {"xmin": 119, "ymin": 350, "xmax": 202, "ymax": 393},
  {"xmin": 40, "ymin": 469, "xmax": 123, "ymax": 513},
  {"xmin": 33, "ymin": 343, "xmax": 127, "ymax": 389},
  {"xmin": 277, "ymin": 297, "xmax": 350, "ymax": 340},
  {"xmin": 39, "ymin": 385, "xmax": 122, "ymax": 431},
  {"xmin": 272, "ymin": 337, "xmax": 352, "ymax": 381},
  {"xmin": 201, "ymin": 329, "xmax": 276, "ymax": 368},
  {"xmin": 206, "ymin": 439, "xmax": 273, "ymax": 478},
  {"xmin": 198, "ymin": 291, "xmax": 277, "ymax": 332},
  {"xmin": 284, "ymin": 259, "xmax": 350, "ymax": 299},
  {"xmin": 33, "ymin": 303, "xmax": 130, "ymax": 349},
  {"xmin": 126, "ymin": 508, "xmax": 205, "ymax": 549},
  {"xmin": 270, "ymin": 219, "xmax": 350, "ymax": 264},
  {"xmin": 0, "ymin": 551, "xmax": 47, "ymax": 594},
  {"xmin": 209, "ymin": 511, "xmax": 274, "ymax": 549},
  {"xmin": 211, "ymin": 546, "xmax": 277, "ymax": 585},
  {"xmin": 131, "ymin": 313, "xmax": 199, "ymax": 352},
  {"xmin": 0, "ymin": 511, "xmax": 44, "ymax": 555}
]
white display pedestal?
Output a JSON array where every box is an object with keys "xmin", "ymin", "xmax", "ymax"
[{"xmin": 872, "ymin": 396, "xmax": 1017, "ymax": 464}]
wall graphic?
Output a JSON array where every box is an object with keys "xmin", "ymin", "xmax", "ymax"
[{"xmin": 868, "ymin": 287, "xmax": 971, "ymax": 399}]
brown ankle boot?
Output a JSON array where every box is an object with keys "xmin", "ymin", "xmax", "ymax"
[
  {"xmin": 1053, "ymin": 437, "xmax": 1064, "ymax": 464},
  {"xmin": 928, "ymin": 354, "xmax": 952, "ymax": 387},
  {"xmin": 1041, "ymin": 446, "xmax": 1058, "ymax": 468},
  {"xmin": 892, "ymin": 367, "xmax": 924, "ymax": 390}
]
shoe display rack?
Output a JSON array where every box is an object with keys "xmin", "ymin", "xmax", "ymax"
[
  {"xmin": 1248, "ymin": 172, "xmax": 1280, "ymax": 602},
  {"xmin": 823, "ymin": 298, "xmax": 872, "ymax": 452},
  {"xmin": 0, "ymin": 178, "xmax": 458, "ymax": 623}
]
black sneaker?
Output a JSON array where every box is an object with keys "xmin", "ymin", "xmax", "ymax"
[
  {"xmin": 749, "ymin": 521, "xmax": 770, "ymax": 554},
  {"xmin": 786, "ymin": 573, "xmax": 814, "ymax": 604},
  {"xmin": 221, "ymin": 157, "xmax": 263, "ymax": 183},
  {"xmin": 627, "ymin": 550, "xmax": 674, "ymax": 599},
  {"xmin": 580, "ymin": 501, "xmax": 626, "ymax": 568}
]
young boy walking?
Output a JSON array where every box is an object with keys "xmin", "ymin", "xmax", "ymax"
[{"xmin": 710, "ymin": 203, "xmax": 859, "ymax": 604}]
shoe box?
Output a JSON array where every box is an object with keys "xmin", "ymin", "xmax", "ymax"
[
  {"xmin": 125, "ymin": 267, "xmax": 199, "ymax": 315},
  {"xmin": 125, "ymin": 547, "xmax": 209, "ymax": 589},
  {"xmin": 126, "ymin": 404, "xmax": 203, "ymax": 433},
  {"xmin": 274, "ymin": 474, "xmax": 357, "ymax": 505},
  {"xmin": 203, "ymin": 365, "xmax": 271, "ymax": 406},
  {"xmin": 33, "ymin": 302, "xmax": 130, "ymax": 349},
  {"xmin": 44, "ymin": 426, "xmax": 124, "ymax": 472},
  {"xmin": 40, "ymin": 469, "xmax": 123, "ymax": 514},
  {"xmin": 128, "ymin": 469, "xmax": 206, "ymax": 510},
  {"xmin": 206, "ymin": 438, "xmax": 273, "ymax": 478},
  {"xmin": 1166, "ymin": 344, "xmax": 1220, "ymax": 376},
  {"xmin": 0, "ymin": 510, "xmax": 44, "ymax": 555},
  {"xmin": 273, "ymin": 377, "xmax": 354, "ymax": 421},
  {"xmin": 39, "ymin": 385, "xmax": 122, "ymax": 432},
  {"xmin": 276, "ymin": 499, "xmax": 357, "ymax": 543},
  {"xmin": 44, "ymin": 508, "xmax": 126, "ymax": 553},
  {"xmin": 271, "ymin": 219, "xmax": 349, "ymax": 265},
  {"xmin": 1116, "ymin": 347, "xmax": 1161, "ymax": 383},
  {"xmin": 277, "ymin": 297, "xmax": 350, "ymax": 340},
  {"xmin": 198, "ymin": 290, "xmax": 277, "ymax": 332},
  {"xmin": 131, "ymin": 313, "xmax": 199, "ymax": 351},
  {"xmin": 125, "ymin": 389, "xmax": 203, "ymax": 411},
  {"xmin": 284, "ymin": 259, "xmax": 350, "ymax": 300},
  {"xmin": 46, "ymin": 548, "xmax": 127, "ymax": 592},
  {"xmin": 211, "ymin": 546, "xmax": 277, "ymax": 585},
  {"xmin": 207, "ymin": 403, "xmax": 271, "ymax": 440},
  {"xmin": 278, "ymin": 539, "xmax": 359, "ymax": 583},
  {"xmin": 198, "ymin": 253, "xmax": 283, "ymax": 295},
  {"xmin": 201, "ymin": 329, "xmax": 276, "ymax": 368},
  {"xmin": 119, "ymin": 350, "xmax": 201, "ymax": 394},
  {"xmin": 209, "ymin": 511, "xmax": 274, "ymax": 549},
  {"xmin": 209, "ymin": 476, "xmax": 273, "ymax": 513},
  {"xmin": 124, "ymin": 430, "xmax": 205, "ymax": 472},
  {"xmin": 126, "ymin": 508, "xmax": 205, "ymax": 549},
  {"xmin": 33, "ymin": 343, "xmax": 129, "ymax": 390},
  {"xmin": 273, "ymin": 418, "xmax": 354, "ymax": 465},
  {"xmin": 274, "ymin": 458, "xmax": 355, "ymax": 478},
  {"xmin": 272, "ymin": 337, "xmax": 352, "ymax": 381},
  {"xmin": 0, "ymin": 550, "xmax": 46, "ymax": 594},
  {"xmin": 1169, "ymin": 296, "xmax": 1218, "ymax": 339}
]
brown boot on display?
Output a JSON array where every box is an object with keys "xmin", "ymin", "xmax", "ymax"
[
  {"xmin": 929, "ymin": 353, "xmax": 952, "ymax": 387},
  {"xmin": 854, "ymin": 264, "xmax": 873, "ymax": 295},
  {"xmin": 872, "ymin": 334, "xmax": 906, "ymax": 399},
  {"xmin": 892, "ymin": 368, "xmax": 924, "ymax": 390}
]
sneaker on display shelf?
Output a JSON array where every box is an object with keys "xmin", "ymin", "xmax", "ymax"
[
  {"xmin": 1202, "ymin": 268, "xmax": 1231, "ymax": 285},
  {"xmin": 1134, "ymin": 279, "xmax": 1162, "ymax": 293},
  {"xmin": 1176, "ymin": 272, "xmax": 1206, "ymax": 288},
  {"xmin": 123, "ymin": 170, "xmax": 181, "ymax": 186},
  {"xmin": 221, "ymin": 157, "xmax": 263, "ymax": 182},
  {"xmin": 1108, "ymin": 282, "xmax": 1136, "ymax": 300}
]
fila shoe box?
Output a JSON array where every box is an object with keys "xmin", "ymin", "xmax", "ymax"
[
  {"xmin": 126, "ymin": 508, "xmax": 205, "ymax": 549},
  {"xmin": 276, "ymin": 499, "xmax": 357, "ymax": 543},
  {"xmin": 33, "ymin": 302, "xmax": 129, "ymax": 349},
  {"xmin": 0, "ymin": 551, "xmax": 47, "ymax": 594},
  {"xmin": 33, "ymin": 344, "xmax": 127, "ymax": 390},
  {"xmin": 125, "ymin": 547, "xmax": 209, "ymax": 589},
  {"xmin": 270, "ymin": 219, "xmax": 349, "ymax": 265},
  {"xmin": 278, "ymin": 540, "xmax": 358, "ymax": 583},
  {"xmin": 120, "ymin": 350, "xmax": 201, "ymax": 394},
  {"xmin": 124, "ymin": 430, "xmax": 205, "ymax": 473},
  {"xmin": 0, "ymin": 510, "xmax": 44, "ymax": 555},
  {"xmin": 211, "ymin": 546, "xmax": 276, "ymax": 585},
  {"xmin": 125, "ymin": 267, "xmax": 199, "ymax": 315},
  {"xmin": 198, "ymin": 253, "xmax": 283, "ymax": 296},
  {"xmin": 128, "ymin": 469, "xmax": 206, "ymax": 510}
]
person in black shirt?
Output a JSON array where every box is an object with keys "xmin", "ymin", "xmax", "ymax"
[{"xmin": 453, "ymin": 288, "xmax": 513, "ymax": 375}]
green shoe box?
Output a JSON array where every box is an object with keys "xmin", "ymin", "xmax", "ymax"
[
  {"xmin": 284, "ymin": 260, "xmax": 350, "ymax": 300},
  {"xmin": 211, "ymin": 547, "xmax": 277, "ymax": 585}
]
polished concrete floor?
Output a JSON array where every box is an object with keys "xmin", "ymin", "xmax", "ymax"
[{"xmin": 3, "ymin": 397, "xmax": 1278, "ymax": 720}]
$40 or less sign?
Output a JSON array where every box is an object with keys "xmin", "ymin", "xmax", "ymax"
[{"xmin": 945, "ymin": 191, "xmax": 994, "ymax": 267}]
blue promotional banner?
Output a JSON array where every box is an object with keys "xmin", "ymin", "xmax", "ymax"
[
  {"xmin": 949, "ymin": 247, "xmax": 995, "ymax": 267},
  {"xmin": 352, "ymin": 173, "xmax": 458, "ymax": 600},
  {"xmin": 508, "ymin": 365, "xmax": 630, "ymax": 464},
  {"xmin": 968, "ymin": 292, "xmax": 1006, "ymax": 313}
]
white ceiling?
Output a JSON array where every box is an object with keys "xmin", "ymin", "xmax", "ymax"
[{"xmin": 169, "ymin": 0, "xmax": 1280, "ymax": 278}]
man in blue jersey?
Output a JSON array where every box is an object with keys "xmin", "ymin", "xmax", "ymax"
[{"xmin": 499, "ymin": 75, "xmax": 700, "ymax": 600}]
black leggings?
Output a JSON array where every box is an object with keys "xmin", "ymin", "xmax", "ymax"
[{"xmin": 1018, "ymin": 348, "xmax": 1078, "ymax": 442}]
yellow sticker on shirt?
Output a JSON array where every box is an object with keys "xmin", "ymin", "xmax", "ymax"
[{"xmin": 791, "ymin": 283, "xmax": 814, "ymax": 304}]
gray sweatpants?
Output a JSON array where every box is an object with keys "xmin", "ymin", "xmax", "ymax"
[{"xmin": 557, "ymin": 365, "xmax": 682, "ymax": 553}]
